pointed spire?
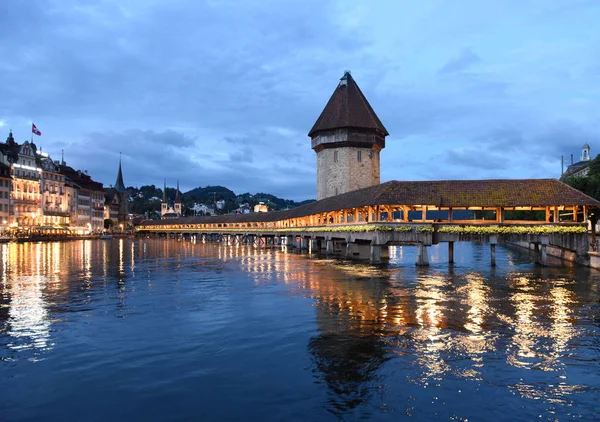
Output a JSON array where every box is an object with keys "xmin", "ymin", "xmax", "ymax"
[
  {"xmin": 5, "ymin": 129, "xmax": 15, "ymax": 144},
  {"xmin": 114, "ymin": 153, "xmax": 126, "ymax": 192},
  {"xmin": 175, "ymin": 180, "xmax": 181, "ymax": 203},
  {"xmin": 308, "ymin": 70, "xmax": 388, "ymax": 137},
  {"xmin": 163, "ymin": 178, "xmax": 167, "ymax": 203}
]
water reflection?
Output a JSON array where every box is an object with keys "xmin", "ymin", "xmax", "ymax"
[
  {"xmin": 0, "ymin": 239, "xmax": 599, "ymax": 420},
  {"xmin": 236, "ymin": 243, "xmax": 600, "ymax": 416}
]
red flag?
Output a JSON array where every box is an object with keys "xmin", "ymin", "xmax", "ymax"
[{"xmin": 32, "ymin": 123, "xmax": 41, "ymax": 136}]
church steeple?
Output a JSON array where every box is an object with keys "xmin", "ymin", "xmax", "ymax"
[
  {"xmin": 161, "ymin": 178, "xmax": 168, "ymax": 217},
  {"xmin": 174, "ymin": 180, "xmax": 182, "ymax": 216},
  {"xmin": 5, "ymin": 129, "xmax": 16, "ymax": 145},
  {"xmin": 581, "ymin": 143, "xmax": 591, "ymax": 162},
  {"xmin": 114, "ymin": 154, "xmax": 126, "ymax": 193}
]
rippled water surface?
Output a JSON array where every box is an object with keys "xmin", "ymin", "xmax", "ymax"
[{"xmin": 1, "ymin": 239, "xmax": 600, "ymax": 421}]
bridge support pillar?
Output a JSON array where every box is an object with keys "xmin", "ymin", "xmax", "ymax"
[
  {"xmin": 370, "ymin": 242, "xmax": 382, "ymax": 264},
  {"xmin": 310, "ymin": 239, "xmax": 319, "ymax": 254},
  {"xmin": 301, "ymin": 237, "xmax": 309, "ymax": 251},
  {"xmin": 448, "ymin": 242, "xmax": 454, "ymax": 263},
  {"xmin": 490, "ymin": 235, "xmax": 498, "ymax": 267},
  {"xmin": 345, "ymin": 242, "xmax": 355, "ymax": 259},
  {"xmin": 326, "ymin": 239, "xmax": 334, "ymax": 255},
  {"xmin": 416, "ymin": 244, "xmax": 429, "ymax": 266},
  {"xmin": 539, "ymin": 235, "xmax": 549, "ymax": 266}
]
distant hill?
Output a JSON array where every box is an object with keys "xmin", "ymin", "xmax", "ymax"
[
  {"xmin": 183, "ymin": 185, "xmax": 237, "ymax": 203},
  {"xmin": 127, "ymin": 184, "xmax": 315, "ymax": 217}
]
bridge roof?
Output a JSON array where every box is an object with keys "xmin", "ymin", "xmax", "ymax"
[{"xmin": 141, "ymin": 179, "xmax": 599, "ymax": 226}]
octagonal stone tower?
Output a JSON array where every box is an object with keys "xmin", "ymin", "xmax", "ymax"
[{"xmin": 309, "ymin": 71, "xmax": 389, "ymax": 200}]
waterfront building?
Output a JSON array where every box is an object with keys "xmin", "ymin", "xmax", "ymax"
[
  {"xmin": 64, "ymin": 178, "xmax": 79, "ymax": 227},
  {"xmin": 562, "ymin": 144, "xmax": 593, "ymax": 179},
  {"xmin": 161, "ymin": 179, "xmax": 182, "ymax": 219},
  {"xmin": 216, "ymin": 199, "xmax": 225, "ymax": 210},
  {"xmin": 0, "ymin": 162, "xmax": 10, "ymax": 228},
  {"xmin": 39, "ymin": 154, "xmax": 70, "ymax": 227},
  {"xmin": 59, "ymin": 164, "xmax": 105, "ymax": 233},
  {"xmin": 10, "ymin": 140, "xmax": 43, "ymax": 228},
  {"xmin": 309, "ymin": 71, "xmax": 389, "ymax": 200}
]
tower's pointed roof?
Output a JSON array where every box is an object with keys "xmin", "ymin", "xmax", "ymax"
[
  {"xmin": 114, "ymin": 155, "xmax": 126, "ymax": 193},
  {"xmin": 175, "ymin": 180, "xmax": 181, "ymax": 203},
  {"xmin": 308, "ymin": 71, "xmax": 389, "ymax": 137}
]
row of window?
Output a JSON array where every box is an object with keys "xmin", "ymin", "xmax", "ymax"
[
  {"xmin": 15, "ymin": 170, "xmax": 39, "ymax": 179},
  {"xmin": 43, "ymin": 173, "xmax": 64, "ymax": 182}
]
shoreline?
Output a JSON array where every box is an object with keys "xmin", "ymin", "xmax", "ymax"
[{"xmin": 0, "ymin": 234, "xmax": 133, "ymax": 243}]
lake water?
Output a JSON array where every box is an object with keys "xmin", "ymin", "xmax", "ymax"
[{"xmin": 1, "ymin": 239, "xmax": 599, "ymax": 421}]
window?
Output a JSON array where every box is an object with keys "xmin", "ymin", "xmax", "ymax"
[
  {"xmin": 334, "ymin": 151, "xmax": 338, "ymax": 162},
  {"xmin": 357, "ymin": 150, "xmax": 362, "ymax": 162}
]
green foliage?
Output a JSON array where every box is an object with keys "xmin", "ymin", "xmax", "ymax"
[
  {"xmin": 104, "ymin": 219, "xmax": 114, "ymax": 229},
  {"xmin": 438, "ymin": 225, "xmax": 586, "ymax": 235},
  {"xmin": 563, "ymin": 154, "xmax": 600, "ymax": 202}
]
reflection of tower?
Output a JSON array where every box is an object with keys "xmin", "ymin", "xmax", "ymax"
[
  {"xmin": 174, "ymin": 180, "xmax": 182, "ymax": 216},
  {"xmin": 309, "ymin": 71, "xmax": 389, "ymax": 200},
  {"xmin": 161, "ymin": 179, "xmax": 168, "ymax": 217}
]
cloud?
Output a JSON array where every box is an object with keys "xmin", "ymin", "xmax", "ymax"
[
  {"xmin": 1, "ymin": 0, "xmax": 600, "ymax": 200},
  {"xmin": 439, "ymin": 48, "xmax": 481, "ymax": 74}
]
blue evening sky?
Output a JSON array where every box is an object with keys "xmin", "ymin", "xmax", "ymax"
[{"xmin": 1, "ymin": 0, "xmax": 599, "ymax": 200}]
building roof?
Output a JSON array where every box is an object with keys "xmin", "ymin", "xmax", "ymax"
[
  {"xmin": 308, "ymin": 71, "xmax": 389, "ymax": 137},
  {"xmin": 562, "ymin": 161, "xmax": 591, "ymax": 178},
  {"xmin": 141, "ymin": 179, "xmax": 600, "ymax": 226},
  {"xmin": 59, "ymin": 164, "xmax": 104, "ymax": 191},
  {"xmin": 114, "ymin": 156, "xmax": 126, "ymax": 193}
]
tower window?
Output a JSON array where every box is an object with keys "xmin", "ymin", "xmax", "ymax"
[
  {"xmin": 357, "ymin": 150, "xmax": 362, "ymax": 162},
  {"xmin": 334, "ymin": 151, "xmax": 338, "ymax": 162}
]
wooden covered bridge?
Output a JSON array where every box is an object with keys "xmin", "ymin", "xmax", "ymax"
[{"xmin": 137, "ymin": 179, "xmax": 599, "ymax": 266}]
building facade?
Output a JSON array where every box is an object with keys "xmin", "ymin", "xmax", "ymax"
[
  {"xmin": 562, "ymin": 144, "xmax": 593, "ymax": 179},
  {"xmin": 59, "ymin": 164, "xmax": 105, "ymax": 233},
  {"xmin": 40, "ymin": 155, "xmax": 70, "ymax": 227},
  {"xmin": 0, "ymin": 130, "xmax": 110, "ymax": 232},
  {"xmin": 309, "ymin": 71, "xmax": 389, "ymax": 200},
  {"xmin": 11, "ymin": 141, "xmax": 43, "ymax": 228},
  {"xmin": 0, "ymin": 162, "xmax": 10, "ymax": 228}
]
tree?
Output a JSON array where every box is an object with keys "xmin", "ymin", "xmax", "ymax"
[{"xmin": 104, "ymin": 219, "xmax": 115, "ymax": 230}]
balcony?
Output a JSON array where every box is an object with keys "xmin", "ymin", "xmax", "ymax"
[{"xmin": 43, "ymin": 210, "xmax": 71, "ymax": 217}]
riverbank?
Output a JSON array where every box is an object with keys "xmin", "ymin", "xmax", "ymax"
[{"xmin": 0, "ymin": 234, "xmax": 134, "ymax": 243}]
